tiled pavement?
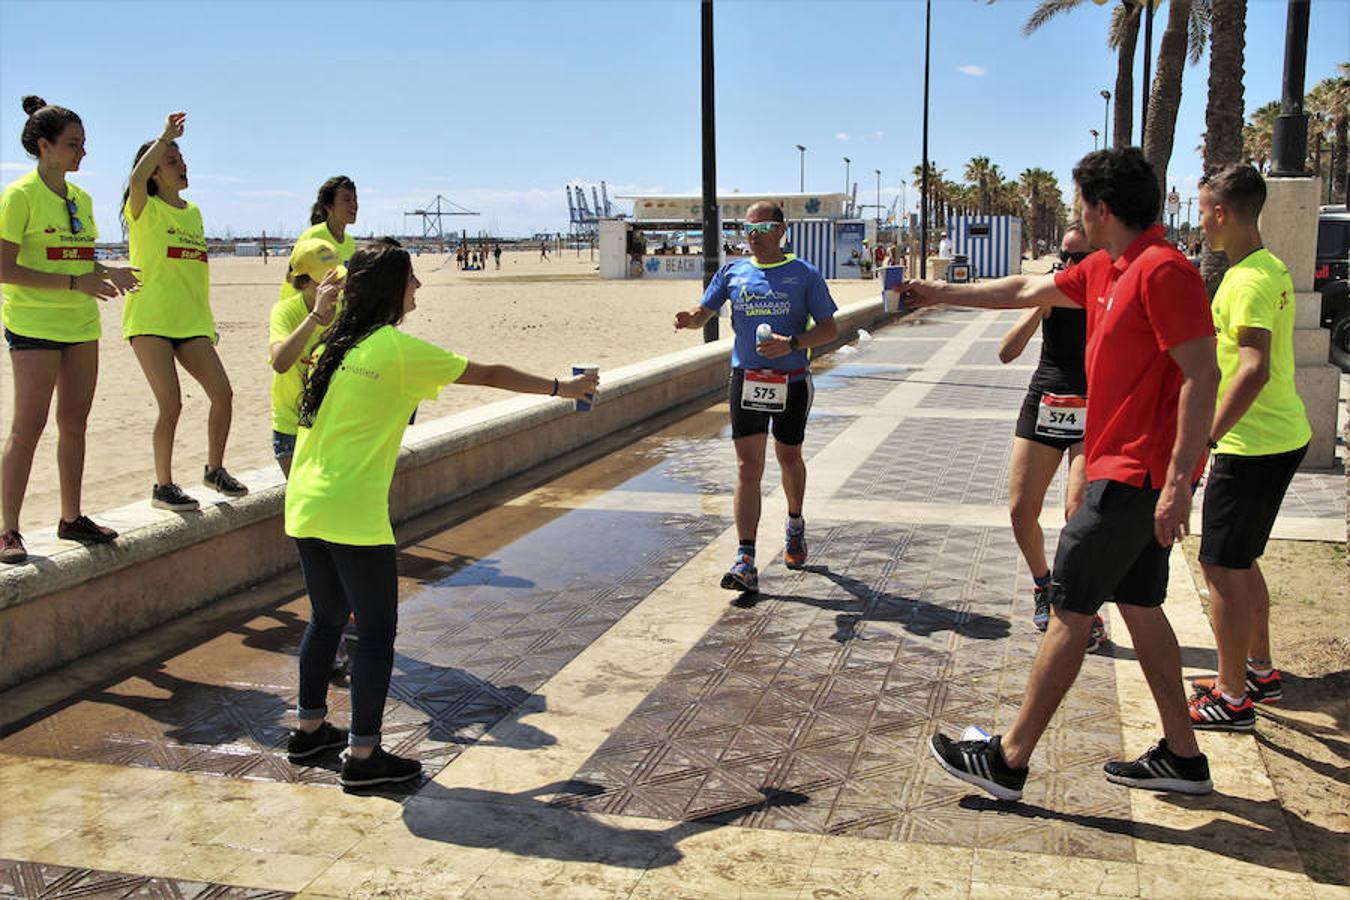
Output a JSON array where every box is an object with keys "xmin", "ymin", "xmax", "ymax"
[{"xmin": 0, "ymin": 305, "xmax": 1344, "ymax": 898}]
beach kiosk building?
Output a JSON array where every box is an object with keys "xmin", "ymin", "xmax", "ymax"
[
  {"xmin": 945, "ymin": 214, "xmax": 1024, "ymax": 279},
  {"xmin": 600, "ymin": 192, "xmax": 861, "ymax": 280}
]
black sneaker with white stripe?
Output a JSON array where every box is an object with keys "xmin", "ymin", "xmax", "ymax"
[
  {"xmin": 928, "ymin": 732, "xmax": 1027, "ymax": 801},
  {"xmin": 1103, "ymin": 739, "xmax": 1212, "ymax": 795}
]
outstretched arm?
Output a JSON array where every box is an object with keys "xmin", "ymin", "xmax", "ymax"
[
  {"xmin": 458, "ymin": 362, "xmax": 599, "ymax": 402},
  {"xmin": 901, "ymin": 273, "xmax": 1077, "ymax": 311}
]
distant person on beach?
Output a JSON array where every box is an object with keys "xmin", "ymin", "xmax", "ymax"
[
  {"xmin": 997, "ymin": 223, "xmax": 1102, "ymax": 647},
  {"xmin": 122, "ymin": 112, "xmax": 247, "ymax": 513},
  {"xmin": 908, "ymin": 148, "xmax": 1218, "ymax": 800},
  {"xmin": 672, "ymin": 200, "xmax": 838, "ymax": 593},
  {"xmin": 938, "ymin": 233, "xmax": 953, "ymax": 257},
  {"xmin": 1, "ymin": 96, "xmax": 139, "ymax": 564},
  {"xmin": 539, "ymin": 240, "xmax": 549, "ymax": 261},
  {"xmin": 269, "ymin": 239, "xmax": 343, "ymax": 476},
  {"xmin": 493, "ymin": 243, "xmax": 502, "ymax": 269},
  {"xmin": 1186, "ymin": 165, "xmax": 1311, "ymax": 733},
  {"xmin": 283, "ymin": 237, "xmax": 596, "ymax": 787}
]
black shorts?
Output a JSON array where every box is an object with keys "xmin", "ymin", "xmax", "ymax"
[
  {"xmin": 727, "ymin": 369, "xmax": 813, "ymax": 445},
  {"xmin": 4, "ymin": 328, "xmax": 81, "ymax": 352},
  {"xmin": 1050, "ymin": 478, "xmax": 1173, "ymax": 616},
  {"xmin": 129, "ymin": 334, "xmax": 207, "ymax": 348},
  {"xmin": 1015, "ymin": 388, "xmax": 1085, "ymax": 452},
  {"xmin": 1199, "ymin": 444, "xmax": 1307, "ymax": 569}
]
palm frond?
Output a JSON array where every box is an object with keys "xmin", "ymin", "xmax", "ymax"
[
  {"xmin": 1187, "ymin": 0, "xmax": 1211, "ymax": 65},
  {"xmin": 1023, "ymin": 0, "xmax": 1086, "ymax": 37}
]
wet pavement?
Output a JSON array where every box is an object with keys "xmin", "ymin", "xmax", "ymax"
[{"xmin": 0, "ymin": 306, "xmax": 1343, "ymax": 898}]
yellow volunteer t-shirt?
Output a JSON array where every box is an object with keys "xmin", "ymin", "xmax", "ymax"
[
  {"xmin": 122, "ymin": 195, "xmax": 214, "ymax": 341},
  {"xmin": 285, "ymin": 326, "xmax": 468, "ymax": 546},
  {"xmin": 1212, "ymin": 248, "xmax": 1311, "ymax": 456},
  {"xmin": 268, "ymin": 291, "xmax": 333, "ymax": 435},
  {"xmin": 298, "ymin": 221, "xmax": 356, "ymax": 263},
  {"xmin": 0, "ymin": 170, "xmax": 100, "ymax": 342}
]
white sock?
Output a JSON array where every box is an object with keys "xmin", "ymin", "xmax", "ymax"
[
  {"xmin": 1221, "ymin": 691, "xmax": 1246, "ymax": 706},
  {"xmin": 1247, "ymin": 661, "xmax": 1274, "ymax": 677},
  {"xmin": 787, "ymin": 514, "xmax": 804, "ymax": 528}
]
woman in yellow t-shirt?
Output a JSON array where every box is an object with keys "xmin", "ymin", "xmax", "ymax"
[
  {"xmin": 301, "ymin": 175, "xmax": 358, "ymax": 261},
  {"xmin": 0, "ymin": 96, "xmax": 139, "ymax": 564},
  {"xmin": 282, "ymin": 237, "xmax": 597, "ymax": 787},
  {"xmin": 122, "ymin": 112, "xmax": 246, "ymax": 512}
]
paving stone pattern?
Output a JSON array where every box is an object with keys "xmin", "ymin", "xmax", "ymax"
[
  {"xmin": 0, "ymin": 858, "xmax": 290, "ymax": 899},
  {"xmin": 560, "ymin": 520, "xmax": 1133, "ymax": 861},
  {"xmin": 0, "ymin": 510, "xmax": 729, "ymax": 787},
  {"xmin": 918, "ymin": 367, "xmax": 1032, "ymax": 410},
  {"xmin": 834, "ymin": 417, "xmax": 1066, "ymax": 506},
  {"xmin": 958, "ymin": 338, "xmax": 1041, "ymax": 367}
]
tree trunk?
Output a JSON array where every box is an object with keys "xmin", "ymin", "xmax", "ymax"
[
  {"xmin": 1200, "ymin": 0, "xmax": 1245, "ymax": 296},
  {"xmin": 1142, "ymin": 0, "xmax": 1193, "ymax": 223},
  {"xmin": 1114, "ymin": 1, "xmax": 1141, "ymax": 148},
  {"xmin": 1335, "ymin": 116, "xmax": 1349, "ymax": 205}
]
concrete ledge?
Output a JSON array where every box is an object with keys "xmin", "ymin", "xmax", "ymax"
[{"xmin": 0, "ymin": 298, "xmax": 892, "ymax": 689}]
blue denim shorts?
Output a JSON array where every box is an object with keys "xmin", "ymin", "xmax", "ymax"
[
  {"xmin": 5, "ymin": 328, "xmax": 80, "ymax": 352},
  {"xmin": 272, "ymin": 430, "xmax": 297, "ymax": 460}
]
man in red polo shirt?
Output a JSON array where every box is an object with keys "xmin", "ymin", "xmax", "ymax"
[{"xmin": 902, "ymin": 148, "xmax": 1220, "ymax": 801}]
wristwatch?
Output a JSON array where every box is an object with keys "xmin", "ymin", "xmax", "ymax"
[{"xmin": 789, "ymin": 335, "xmax": 800, "ymax": 351}]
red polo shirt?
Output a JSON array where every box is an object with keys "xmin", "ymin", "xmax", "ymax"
[{"xmin": 1053, "ymin": 225, "xmax": 1214, "ymax": 488}]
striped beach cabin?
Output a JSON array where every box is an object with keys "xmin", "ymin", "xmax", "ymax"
[
  {"xmin": 946, "ymin": 214, "xmax": 1023, "ymax": 279},
  {"xmin": 786, "ymin": 219, "xmax": 837, "ymax": 279}
]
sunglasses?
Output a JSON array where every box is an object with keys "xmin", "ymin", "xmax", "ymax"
[
  {"xmin": 1059, "ymin": 250, "xmax": 1089, "ymax": 264},
  {"xmin": 65, "ymin": 197, "xmax": 83, "ymax": 235},
  {"xmin": 743, "ymin": 221, "xmax": 779, "ymax": 235}
]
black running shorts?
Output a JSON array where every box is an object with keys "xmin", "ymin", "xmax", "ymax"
[
  {"xmin": 727, "ymin": 369, "xmax": 814, "ymax": 445},
  {"xmin": 1014, "ymin": 389, "xmax": 1085, "ymax": 452},
  {"xmin": 1050, "ymin": 478, "xmax": 1173, "ymax": 616},
  {"xmin": 1199, "ymin": 444, "xmax": 1307, "ymax": 569}
]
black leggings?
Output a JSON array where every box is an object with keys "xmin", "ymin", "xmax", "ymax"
[{"xmin": 294, "ymin": 538, "xmax": 398, "ymax": 747}]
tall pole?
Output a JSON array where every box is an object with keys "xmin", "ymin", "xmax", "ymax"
[
  {"xmin": 1091, "ymin": 129, "xmax": 1100, "ymax": 150},
  {"xmin": 874, "ymin": 169, "xmax": 881, "ymax": 239},
  {"xmin": 1270, "ymin": 0, "xmax": 1310, "ymax": 177},
  {"xmin": 700, "ymin": 0, "xmax": 719, "ymax": 343},
  {"xmin": 796, "ymin": 144, "xmax": 806, "ymax": 192},
  {"xmin": 843, "ymin": 157, "xmax": 850, "ymax": 197},
  {"xmin": 1100, "ymin": 89, "xmax": 1111, "ymax": 147},
  {"xmin": 920, "ymin": 0, "xmax": 931, "ymax": 278},
  {"xmin": 1141, "ymin": 0, "xmax": 1154, "ymax": 143}
]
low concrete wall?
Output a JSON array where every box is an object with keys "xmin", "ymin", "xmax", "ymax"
[{"xmin": 0, "ymin": 298, "xmax": 891, "ymax": 689}]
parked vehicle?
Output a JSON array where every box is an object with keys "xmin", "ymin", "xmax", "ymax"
[{"xmin": 1317, "ymin": 206, "xmax": 1349, "ymax": 373}]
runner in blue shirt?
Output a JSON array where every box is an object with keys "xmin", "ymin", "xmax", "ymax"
[{"xmin": 674, "ymin": 201, "xmax": 838, "ymax": 592}]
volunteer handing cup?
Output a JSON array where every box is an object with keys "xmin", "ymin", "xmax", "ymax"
[
  {"xmin": 881, "ymin": 265, "xmax": 906, "ymax": 314},
  {"xmin": 573, "ymin": 363, "xmax": 599, "ymax": 411}
]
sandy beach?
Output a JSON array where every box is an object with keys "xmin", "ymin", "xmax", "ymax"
[{"xmin": 2, "ymin": 249, "xmax": 880, "ymax": 530}]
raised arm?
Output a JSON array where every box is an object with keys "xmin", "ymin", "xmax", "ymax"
[
  {"xmin": 457, "ymin": 362, "xmax": 599, "ymax": 401},
  {"xmin": 126, "ymin": 112, "xmax": 185, "ymax": 221},
  {"xmin": 901, "ymin": 273, "xmax": 1078, "ymax": 311},
  {"xmin": 270, "ymin": 274, "xmax": 342, "ymax": 373},
  {"xmin": 674, "ymin": 305, "xmax": 716, "ymax": 331},
  {"xmin": 998, "ymin": 307, "xmax": 1047, "ymax": 363}
]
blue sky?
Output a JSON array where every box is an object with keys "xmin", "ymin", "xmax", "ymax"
[{"xmin": 1, "ymin": 0, "xmax": 1344, "ymax": 239}]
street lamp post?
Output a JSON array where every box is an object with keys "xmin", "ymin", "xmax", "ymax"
[
  {"xmin": 796, "ymin": 144, "xmax": 806, "ymax": 192},
  {"xmin": 920, "ymin": 0, "xmax": 931, "ymax": 278},
  {"xmin": 1090, "ymin": 129, "xmax": 1100, "ymax": 150},
  {"xmin": 874, "ymin": 169, "xmax": 881, "ymax": 240},
  {"xmin": 700, "ymin": 0, "xmax": 718, "ymax": 343},
  {"xmin": 1100, "ymin": 89, "xmax": 1111, "ymax": 148},
  {"xmin": 843, "ymin": 156, "xmax": 851, "ymax": 198},
  {"xmin": 1270, "ymin": 0, "xmax": 1311, "ymax": 176}
]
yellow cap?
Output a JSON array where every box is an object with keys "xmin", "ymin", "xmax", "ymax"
[{"xmin": 288, "ymin": 238, "xmax": 345, "ymax": 284}]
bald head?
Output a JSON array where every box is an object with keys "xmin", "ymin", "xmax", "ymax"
[{"xmin": 746, "ymin": 201, "xmax": 784, "ymax": 224}]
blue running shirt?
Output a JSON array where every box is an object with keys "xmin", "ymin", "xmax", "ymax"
[{"xmin": 700, "ymin": 254, "xmax": 838, "ymax": 380}]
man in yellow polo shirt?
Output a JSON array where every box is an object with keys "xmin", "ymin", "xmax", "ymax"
[{"xmin": 1189, "ymin": 164, "xmax": 1312, "ymax": 733}]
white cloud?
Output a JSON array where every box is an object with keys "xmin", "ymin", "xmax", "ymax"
[
  {"xmin": 835, "ymin": 132, "xmax": 850, "ymax": 141},
  {"xmin": 957, "ymin": 64, "xmax": 987, "ymax": 77}
]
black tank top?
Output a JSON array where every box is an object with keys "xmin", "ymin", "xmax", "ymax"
[{"xmin": 1029, "ymin": 306, "xmax": 1087, "ymax": 395}]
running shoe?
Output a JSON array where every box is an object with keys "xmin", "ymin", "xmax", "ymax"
[
  {"xmin": 928, "ymin": 732, "xmax": 1027, "ymax": 801},
  {"xmin": 720, "ymin": 554, "xmax": 759, "ymax": 592},
  {"xmin": 1032, "ymin": 585, "xmax": 1051, "ymax": 632},
  {"xmin": 340, "ymin": 747, "xmax": 423, "ymax": 788},
  {"xmin": 1103, "ymin": 739, "xmax": 1212, "ymax": 794},
  {"xmin": 1087, "ymin": 615, "xmax": 1108, "ymax": 652},
  {"xmin": 56, "ymin": 515, "xmax": 117, "ymax": 544},
  {"xmin": 203, "ymin": 465, "xmax": 249, "ymax": 498},
  {"xmin": 287, "ymin": 721, "xmax": 349, "ymax": 762},
  {"xmin": 151, "ymin": 482, "xmax": 200, "ymax": 512},
  {"xmin": 1188, "ymin": 687, "xmax": 1256, "ymax": 732},
  {"xmin": 0, "ymin": 530, "xmax": 26, "ymax": 564},
  {"xmin": 784, "ymin": 519, "xmax": 807, "ymax": 569},
  {"xmin": 1191, "ymin": 668, "xmax": 1283, "ymax": 705}
]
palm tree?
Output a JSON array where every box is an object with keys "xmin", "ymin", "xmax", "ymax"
[
  {"xmin": 1023, "ymin": 0, "xmax": 1141, "ymax": 148},
  {"xmin": 1200, "ymin": 0, "xmax": 1244, "ymax": 296},
  {"xmin": 1142, "ymin": 0, "xmax": 1209, "ymax": 220},
  {"xmin": 964, "ymin": 156, "xmax": 996, "ymax": 214},
  {"xmin": 1020, "ymin": 168, "xmax": 1063, "ymax": 256},
  {"xmin": 1306, "ymin": 65, "xmax": 1349, "ymax": 205},
  {"xmin": 1241, "ymin": 101, "xmax": 1280, "ymax": 171}
]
